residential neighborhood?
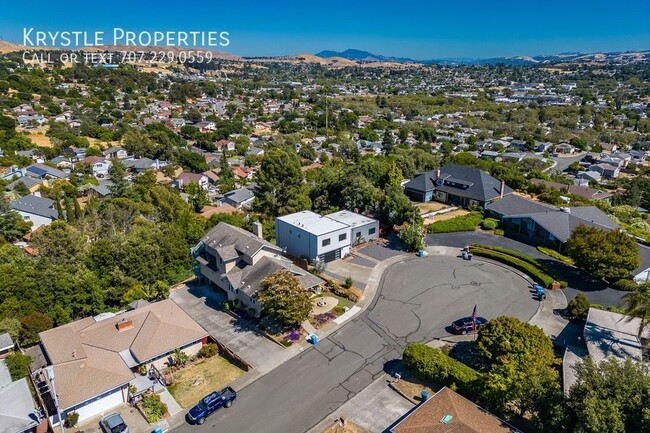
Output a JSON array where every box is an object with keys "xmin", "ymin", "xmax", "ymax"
[{"xmin": 0, "ymin": 9, "xmax": 649, "ymax": 433}]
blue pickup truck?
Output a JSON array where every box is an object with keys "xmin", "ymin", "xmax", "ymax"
[{"xmin": 186, "ymin": 387, "xmax": 237, "ymax": 425}]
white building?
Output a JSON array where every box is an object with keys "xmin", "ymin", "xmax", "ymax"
[
  {"xmin": 326, "ymin": 210, "xmax": 379, "ymax": 245},
  {"xmin": 276, "ymin": 210, "xmax": 379, "ymax": 263}
]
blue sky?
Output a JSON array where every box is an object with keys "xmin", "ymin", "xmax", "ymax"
[{"xmin": 1, "ymin": 0, "xmax": 648, "ymax": 58}]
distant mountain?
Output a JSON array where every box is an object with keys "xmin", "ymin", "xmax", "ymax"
[
  {"xmin": 316, "ymin": 49, "xmax": 416, "ymax": 63},
  {"xmin": 316, "ymin": 48, "xmax": 650, "ymax": 65}
]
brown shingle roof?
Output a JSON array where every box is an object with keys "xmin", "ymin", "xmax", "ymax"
[
  {"xmin": 391, "ymin": 388, "xmax": 521, "ymax": 433},
  {"xmin": 39, "ymin": 299, "xmax": 208, "ymax": 409}
]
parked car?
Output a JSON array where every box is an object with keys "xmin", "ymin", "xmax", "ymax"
[
  {"xmin": 100, "ymin": 413, "xmax": 129, "ymax": 433},
  {"xmin": 186, "ymin": 386, "xmax": 237, "ymax": 425},
  {"xmin": 451, "ymin": 316, "xmax": 488, "ymax": 334}
]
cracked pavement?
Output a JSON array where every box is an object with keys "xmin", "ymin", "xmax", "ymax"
[{"xmin": 172, "ymin": 255, "xmax": 537, "ymax": 433}]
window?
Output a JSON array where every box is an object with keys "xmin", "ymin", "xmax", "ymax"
[
  {"xmin": 368, "ymin": 227, "xmax": 376, "ymax": 235},
  {"xmin": 322, "ymin": 238, "xmax": 331, "ymax": 247},
  {"xmin": 339, "ymin": 233, "xmax": 347, "ymax": 241},
  {"xmin": 356, "ymin": 232, "xmax": 361, "ymax": 238}
]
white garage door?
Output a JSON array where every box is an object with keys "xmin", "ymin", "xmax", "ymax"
[{"xmin": 69, "ymin": 388, "xmax": 126, "ymax": 423}]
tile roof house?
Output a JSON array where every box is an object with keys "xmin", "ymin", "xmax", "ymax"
[
  {"xmin": 390, "ymin": 387, "xmax": 521, "ymax": 433},
  {"xmin": 487, "ymin": 194, "xmax": 620, "ymax": 250},
  {"xmin": 404, "ymin": 164, "xmax": 512, "ymax": 208},
  {"xmin": 0, "ymin": 360, "xmax": 41, "ymax": 433},
  {"xmin": 37, "ymin": 299, "xmax": 208, "ymax": 424},
  {"xmin": 10, "ymin": 195, "xmax": 59, "ymax": 230},
  {"xmin": 195, "ymin": 223, "xmax": 323, "ymax": 317}
]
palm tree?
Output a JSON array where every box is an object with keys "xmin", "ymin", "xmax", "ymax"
[{"xmin": 622, "ymin": 283, "xmax": 650, "ymax": 340}]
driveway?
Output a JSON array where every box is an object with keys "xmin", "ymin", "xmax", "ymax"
[
  {"xmin": 171, "ymin": 255, "xmax": 538, "ymax": 433},
  {"xmin": 426, "ymin": 232, "xmax": 626, "ymax": 308},
  {"xmin": 170, "ymin": 284, "xmax": 295, "ymax": 375}
]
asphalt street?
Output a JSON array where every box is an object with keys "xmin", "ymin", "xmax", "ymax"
[{"xmin": 173, "ymin": 255, "xmax": 537, "ymax": 433}]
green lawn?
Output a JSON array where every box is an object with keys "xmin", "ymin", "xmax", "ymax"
[{"xmin": 426, "ymin": 212, "xmax": 484, "ymax": 234}]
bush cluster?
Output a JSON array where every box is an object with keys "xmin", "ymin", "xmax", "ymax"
[
  {"xmin": 612, "ymin": 279, "xmax": 640, "ymax": 292},
  {"xmin": 198, "ymin": 343, "xmax": 219, "ymax": 358}
]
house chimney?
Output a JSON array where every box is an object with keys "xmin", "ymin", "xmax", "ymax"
[
  {"xmin": 116, "ymin": 318, "xmax": 133, "ymax": 332},
  {"xmin": 252, "ymin": 221, "xmax": 264, "ymax": 239},
  {"xmin": 499, "ymin": 180, "xmax": 505, "ymax": 198}
]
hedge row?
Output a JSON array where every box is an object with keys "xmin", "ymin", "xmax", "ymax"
[
  {"xmin": 471, "ymin": 244, "xmax": 568, "ymax": 288},
  {"xmin": 537, "ymin": 246, "xmax": 575, "ymax": 266},
  {"xmin": 403, "ymin": 343, "xmax": 480, "ymax": 393},
  {"xmin": 471, "ymin": 248, "xmax": 555, "ymax": 287},
  {"xmin": 427, "ymin": 212, "xmax": 484, "ymax": 234}
]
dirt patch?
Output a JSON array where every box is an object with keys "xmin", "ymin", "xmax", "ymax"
[
  {"xmin": 394, "ymin": 374, "xmax": 438, "ymax": 403},
  {"xmin": 167, "ymin": 356, "xmax": 245, "ymax": 408},
  {"xmin": 430, "ymin": 209, "xmax": 470, "ymax": 222},
  {"xmin": 416, "ymin": 202, "xmax": 448, "ymax": 214}
]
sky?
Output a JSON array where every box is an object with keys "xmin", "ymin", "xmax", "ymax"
[{"xmin": 0, "ymin": 0, "xmax": 648, "ymax": 59}]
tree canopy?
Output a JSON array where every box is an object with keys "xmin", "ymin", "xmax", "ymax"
[
  {"xmin": 565, "ymin": 225, "xmax": 640, "ymax": 281},
  {"xmin": 258, "ymin": 270, "xmax": 312, "ymax": 326}
]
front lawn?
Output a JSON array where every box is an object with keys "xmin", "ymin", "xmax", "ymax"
[
  {"xmin": 167, "ymin": 356, "xmax": 245, "ymax": 408},
  {"xmin": 426, "ymin": 212, "xmax": 483, "ymax": 234}
]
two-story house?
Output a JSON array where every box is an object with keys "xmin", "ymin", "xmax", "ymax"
[{"xmin": 194, "ymin": 223, "xmax": 323, "ymax": 316}]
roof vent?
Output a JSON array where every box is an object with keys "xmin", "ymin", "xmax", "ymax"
[
  {"xmin": 560, "ymin": 207, "xmax": 571, "ymax": 214},
  {"xmin": 441, "ymin": 415, "xmax": 453, "ymax": 424},
  {"xmin": 116, "ymin": 318, "xmax": 134, "ymax": 332}
]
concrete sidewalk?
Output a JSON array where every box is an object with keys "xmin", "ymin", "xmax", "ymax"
[{"xmin": 306, "ymin": 374, "xmax": 415, "ymax": 433}]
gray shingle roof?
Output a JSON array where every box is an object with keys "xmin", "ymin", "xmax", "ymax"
[
  {"xmin": 222, "ymin": 187, "xmax": 255, "ymax": 205},
  {"xmin": 202, "ymin": 223, "xmax": 280, "ymax": 259},
  {"xmin": 10, "ymin": 195, "xmax": 58, "ymax": 220},
  {"xmin": 502, "ymin": 205, "xmax": 620, "ymax": 243},
  {"xmin": 0, "ymin": 333, "xmax": 13, "ymax": 352},
  {"xmin": 5, "ymin": 177, "xmax": 41, "ymax": 192},
  {"xmin": 487, "ymin": 194, "xmax": 555, "ymax": 217},
  {"xmin": 404, "ymin": 164, "xmax": 512, "ymax": 202},
  {"xmin": 228, "ymin": 255, "xmax": 323, "ymax": 297},
  {"xmin": 0, "ymin": 376, "xmax": 39, "ymax": 433}
]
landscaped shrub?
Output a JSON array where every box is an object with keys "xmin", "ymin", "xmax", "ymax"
[
  {"xmin": 494, "ymin": 228, "xmax": 505, "ymax": 236},
  {"xmin": 331, "ymin": 305, "xmax": 346, "ymax": 316},
  {"xmin": 566, "ymin": 293, "xmax": 590, "ymax": 320},
  {"xmin": 402, "ymin": 343, "xmax": 480, "ymax": 393},
  {"xmin": 472, "ymin": 244, "xmax": 568, "ymax": 287},
  {"xmin": 312, "ymin": 312, "xmax": 335, "ymax": 327},
  {"xmin": 141, "ymin": 393, "xmax": 168, "ymax": 423},
  {"xmin": 344, "ymin": 276, "xmax": 353, "ymax": 289},
  {"xmin": 198, "ymin": 343, "xmax": 219, "ymax": 358},
  {"xmin": 470, "ymin": 248, "xmax": 554, "ymax": 287},
  {"xmin": 612, "ymin": 279, "xmax": 640, "ymax": 292},
  {"xmin": 5, "ymin": 353, "xmax": 31, "ymax": 381},
  {"xmin": 537, "ymin": 246, "xmax": 575, "ymax": 266},
  {"xmin": 427, "ymin": 212, "xmax": 484, "ymax": 234},
  {"xmin": 64, "ymin": 412, "xmax": 79, "ymax": 428},
  {"xmin": 481, "ymin": 218, "xmax": 499, "ymax": 230}
]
